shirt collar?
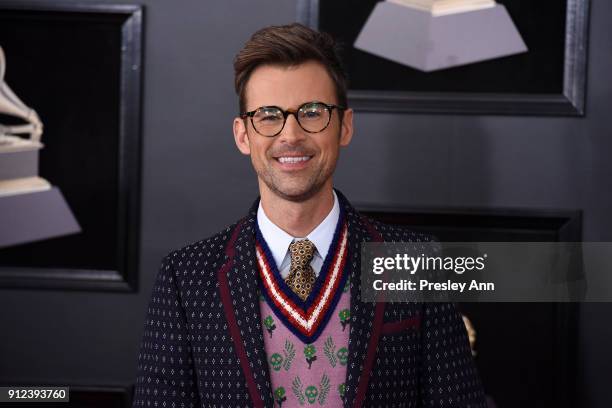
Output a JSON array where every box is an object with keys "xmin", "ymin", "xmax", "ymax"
[{"xmin": 256, "ymin": 191, "xmax": 340, "ymax": 268}]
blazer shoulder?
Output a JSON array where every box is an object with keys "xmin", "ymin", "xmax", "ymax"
[
  {"xmin": 359, "ymin": 214, "xmax": 438, "ymax": 244},
  {"xmin": 163, "ymin": 220, "xmax": 242, "ymax": 268}
]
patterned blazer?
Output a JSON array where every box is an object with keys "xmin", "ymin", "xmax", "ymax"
[{"xmin": 133, "ymin": 191, "xmax": 486, "ymax": 407}]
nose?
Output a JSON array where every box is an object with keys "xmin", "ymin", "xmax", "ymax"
[{"xmin": 277, "ymin": 112, "xmax": 306, "ymax": 144}]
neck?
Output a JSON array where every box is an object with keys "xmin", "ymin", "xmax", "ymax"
[{"xmin": 260, "ymin": 184, "xmax": 335, "ymax": 238}]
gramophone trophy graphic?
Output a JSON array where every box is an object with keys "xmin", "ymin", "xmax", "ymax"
[
  {"xmin": 354, "ymin": 0, "xmax": 527, "ymax": 72},
  {"xmin": 0, "ymin": 45, "xmax": 80, "ymax": 248}
]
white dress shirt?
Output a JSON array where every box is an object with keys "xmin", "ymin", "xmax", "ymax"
[{"xmin": 257, "ymin": 191, "xmax": 340, "ymax": 278}]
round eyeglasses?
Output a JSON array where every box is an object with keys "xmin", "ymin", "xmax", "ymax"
[{"xmin": 240, "ymin": 101, "xmax": 345, "ymax": 137}]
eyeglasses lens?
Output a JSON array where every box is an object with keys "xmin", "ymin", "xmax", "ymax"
[
  {"xmin": 251, "ymin": 103, "xmax": 331, "ymax": 136},
  {"xmin": 298, "ymin": 103, "xmax": 330, "ymax": 133},
  {"xmin": 253, "ymin": 107, "xmax": 284, "ymax": 136}
]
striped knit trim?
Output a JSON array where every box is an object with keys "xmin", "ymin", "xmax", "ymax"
[
  {"xmin": 255, "ymin": 204, "xmax": 346, "ymax": 310},
  {"xmin": 256, "ymin": 223, "xmax": 348, "ymax": 343}
]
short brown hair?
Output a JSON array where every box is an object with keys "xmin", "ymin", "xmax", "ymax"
[{"xmin": 234, "ymin": 23, "xmax": 347, "ymax": 113}]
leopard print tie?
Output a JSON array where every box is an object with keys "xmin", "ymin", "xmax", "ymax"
[{"xmin": 285, "ymin": 239, "xmax": 317, "ymax": 301}]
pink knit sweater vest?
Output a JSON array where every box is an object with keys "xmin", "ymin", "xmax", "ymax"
[
  {"xmin": 256, "ymin": 223, "xmax": 350, "ymax": 407},
  {"xmin": 260, "ymin": 285, "xmax": 350, "ymax": 407}
]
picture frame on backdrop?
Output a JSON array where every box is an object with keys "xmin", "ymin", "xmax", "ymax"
[
  {"xmin": 297, "ymin": 0, "xmax": 590, "ymax": 115},
  {"xmin": 0, "ymin": 2, "xmax": 143, "ymax": 291},
  {"xmin": 360, "ymin": 204, "xmax": 581, "ymax": 408}
]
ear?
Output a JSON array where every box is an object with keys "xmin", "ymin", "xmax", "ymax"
[
  {"xmin": 233, "ymin": 117, "xmax": 251, "ymax": 155},
  {"xmin": 339, "ymin": 108, "xmax": 354, "ymax": 147}
]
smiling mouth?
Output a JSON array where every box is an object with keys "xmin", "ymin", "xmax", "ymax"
[{"xmin": 276, "ymin": 156, "xmax": 312, "ymax": 164}]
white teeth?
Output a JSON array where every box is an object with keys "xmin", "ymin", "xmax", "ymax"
[{"xmin": 278, "ymin": 156, "xmax": 311, "ymax": 164}]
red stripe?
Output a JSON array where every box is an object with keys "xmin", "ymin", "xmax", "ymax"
[
  {"xmin": 307, "ymin": 226, "xmax": 347, "ymax": 314},
  {"xmin": 256, "ymin": 244, "xmax": 310, "ymax": 334},
  {"xmin": 305, "ymin": 227, "xmax": 348, "ymax": 334},
  {"xmin": 257, "ymin": 225, "xmax": 348, "ymax": 336},
  {"xmin": 306, "ymin": 241, "xmax": 349, "ymax": 334},
  {"xmin": 381, "ymin": 316, "xmax": 421, "ymax": 334},
  {"xmin": 354, "ymin": 302, "xmax": 385, "ymax": 408},
  {"xmin": 353, "ymin": 216, "xmax": 386, "ymax": 408},
  {"xmin": 218, "ymin": 221, "xmax": 264, "ymax": 408},
  {"xmin": 257, "ymin": 243, "xmax": 299, "ymax": 312},
  {"xmin": 258, "ymin": 248, "xmax": 314, "ymax": 337},
  {"xmin": 257, "ymin": 245, "xmax": 313, "ymax": 336}
]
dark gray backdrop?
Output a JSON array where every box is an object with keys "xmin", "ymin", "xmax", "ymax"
[{"xmin": 0, "ymin": 0, "xmax": 610, "ymax": 407}]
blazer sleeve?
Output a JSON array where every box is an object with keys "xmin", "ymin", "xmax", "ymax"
[
  {"xmin": 132, "ymin": 253, "xmax": 201, "ymax": 407},
  {"xmin": 419, "ymin": 302, "xmax": 487, "ymax": 407}
]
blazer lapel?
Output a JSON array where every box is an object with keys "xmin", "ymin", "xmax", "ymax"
[
  {"xmin": 218, "ymin": 202, "xmax": 274, "ymax": 408},
  {"xmin": 218, "ymin": 192, "xmax": 384, "ymax": 408},
  {"xmin": 338, "ymin": 192, "xmax": 386, "ymax": 408}
]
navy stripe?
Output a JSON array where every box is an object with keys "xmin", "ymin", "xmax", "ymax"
[{"xmin": 255, "ymin": 209, "xmax": 349, "ymax": 343}]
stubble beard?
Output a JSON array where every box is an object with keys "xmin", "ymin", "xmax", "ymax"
[
  {"xmin": 257, "ymin": 161, "xmax": 333, "ymax": 203},
  {"xmin": 253, "ymin": 126, "xmax": 342, "ymax": 203}
]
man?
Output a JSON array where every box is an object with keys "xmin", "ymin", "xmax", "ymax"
[{"xmin": 133, "ymin": 23, "xmax": 486, "ymax": 407}]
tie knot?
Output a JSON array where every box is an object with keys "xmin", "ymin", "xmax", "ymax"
[{"xmin": 289, "ymin": 239, "xmax": 316, "ymax": 269}]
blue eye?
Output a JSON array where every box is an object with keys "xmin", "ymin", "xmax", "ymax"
[
  {"xmin": 254, "ymin": 108, "xmax": 283, "ymax": 123},
  {"xmin": 304, "ymin": 110, "xmax": 321, "ymax": 118},
  {"xmin": 300, "ymin": 104, "xmax": 326, "ymax": 121},
  {"xmin": 260, "ymin": 115, "xmax": 281, "ymax": 122}
]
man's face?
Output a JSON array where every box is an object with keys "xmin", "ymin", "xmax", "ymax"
[{"xmin": 233, "ymin": 61, "xmax": 353, "ymax": 202}]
